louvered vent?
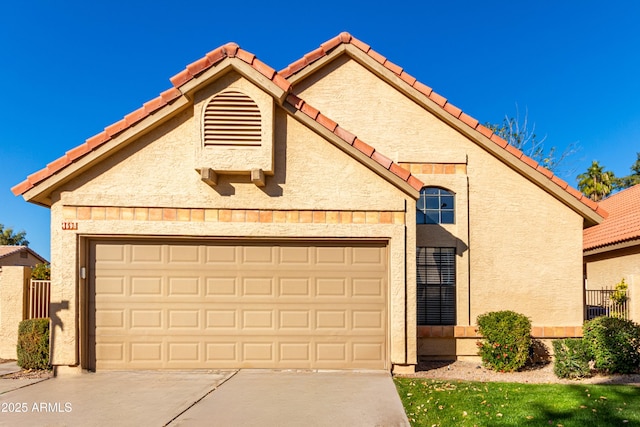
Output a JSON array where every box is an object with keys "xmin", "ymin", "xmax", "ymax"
[{"xmin": 203, "ymin": 90, "xmax": 262, "ymax": 147}]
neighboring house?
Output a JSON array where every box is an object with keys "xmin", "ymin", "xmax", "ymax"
[
  {"xmin": 12, "ymin": 33, "xmax": 605, "ymax": 374},
  {"xmin": 584, "ymin": 184, "xmax": 640, "ymax": 322},
  {"xmin": 0, "ymin": 246, "xmax": 47, "ymax": 268}
]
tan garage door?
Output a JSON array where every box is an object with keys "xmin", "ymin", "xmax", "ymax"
[{"xmin": 89, "ymin": 240, "xmax": 388, "ymax": 370}]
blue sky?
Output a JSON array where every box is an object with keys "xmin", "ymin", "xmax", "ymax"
[{"xmin": 1, "ymin": 1, "xmax": 639, "ymax": 260}]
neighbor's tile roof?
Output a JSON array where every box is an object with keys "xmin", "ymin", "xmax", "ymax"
[
  {"xmin": 280, "ymin": 32, "xmax": 607, "ymax": 219},
  {"xmin": 0, "ymin": 245, "xmax": 26, "ymax": 258},
  {"xmin": 583, "ymin": 184, "xmax": 640, "ymax": 250},
  {"xmin": 11, "ymin": 42, "xmax": 422, "ymax": 196}
]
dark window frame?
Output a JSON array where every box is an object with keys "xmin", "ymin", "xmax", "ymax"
[
  {"xmin": 416, "ymin": 187, "xmax": 455, "ymax": 224},
  {"xmin": 417, "ymin": 247, "xmax": 456, "ymax": 326}
]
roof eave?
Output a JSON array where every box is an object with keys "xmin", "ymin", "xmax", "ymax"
[
  {"xmin": 21, "ymin": 95, "xmax": 191, "ymax": 207},
  {"xmin": 287, "ymin": 43, "xmax": 604, "ymax": 226},
  {"xmin": 282, "ymin": 100, "xmax": 421, "ymax": 199},
  {"xmin": 584, "ymin": 237, "xmax": 640, "ymax": 256}
]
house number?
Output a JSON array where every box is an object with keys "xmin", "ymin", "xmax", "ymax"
[{"xmin": 62, "ymin": 222, "xmax": 78, "ymax": 230}]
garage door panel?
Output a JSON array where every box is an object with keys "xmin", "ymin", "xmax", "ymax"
[
  {"xmin": 206, "ymin": 342, "xmax": 237, "ymax": 362},
  {"xmin": 130, "ymin": 277, "xmax": 163, "ymax": 296},
  {"xmin": 242, "ymin": 277, "xmax": 274, "ymax": 296},
  {"xmin": 352, "ymin": 246, "xmax": 386, "ymax": 264},
  {"xmin": 205, "ymin": 246, "xmax": 236, "ymax": 263},
  {"xmin": 95, "ymin": 244, "xmax": 126, "ymax": 262},
  {"xmin": 279, "ymin": 246, "xmax": 311, "ymax": 264},
  {"xmin": 206, "ymin": 277, "xmax": 237, "ymax": 296},
  {"xmin": 316, "ymin": 310, "xmax": 347, "ymax": 329},
  {"xmin": 131, "ymin": 342, "xmax": 163, "ymax": 362},
  {"xmin": 279, "ymin": 310, "xmax": 310, "ymax": 329},
  {"xmin": 168, "ymin": 245, "xmax": 201, "ymax": 263},
  {"xmin": 242, "ymin": 310, "xmax": 275, "ymax": 329},
  {"xmin": 130, "ymin": 309, "xmax": 163, "ymax": 329},
  {"xmin": 279, "ymin": 342, "xmax": 310, "ymax": 362},
  {"xmin": 206, "ymin": 309, "xmax": 237, "ymax": 329},
  {"xmin": 168, "ymin": 310, "xmax": 201, "ymax": 329},
  {"xmin": 353, "ymin": 342, "xmax": 384, "ymax": 362},
  {"xmin": 242, "ymin": 246, "xmax": 274, "ymax": 263},
  {"xmin": 94, "ymin": 276, "xmax": 125, "ymax": 296},
  {"xmin": 95, "ymin": 310, "xmax": 124, "ymax": 328},
  {"xmin": 90, "ymin": 241, "xmax": 388, "ymax": 370},
  {"xmin": 168, "ymin": 342, "xmax": 200, "ymax": 362},
  {"xmin": 279, "ymin": 278, "xmax": 310, "ymax": 296},
  {"xmin": 242, "ymin": 342, "xmax": 275, "ymax": 363},
  {"xmin": 95, "ymin": 342, "xmax": 124, "ymax": 364},
  {"xmin": 131, "ymin": 245, "xmax": 163, "ymax": 263},
  {"xmin": 316, "ymin": 278, "xmax": 347, "ymax": 296},
  {"xmin": 168, "ymin": 277, "xmax": 200, "ymax": 296}
]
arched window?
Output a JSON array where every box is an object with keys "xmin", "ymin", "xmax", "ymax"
[{"xmin": 416, "ymin": 187, "xmax": 454, "ymax": 224}]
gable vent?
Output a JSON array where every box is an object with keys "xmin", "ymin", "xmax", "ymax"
[{"xmin": 203, "ymin": 90, "xmax": 261, "ymax": 147}]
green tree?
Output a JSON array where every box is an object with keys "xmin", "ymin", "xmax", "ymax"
[
  {"xmin": 577, "ymin": 161, "xmax": 616, "ymax": 201},
  {"xmin": 617, "ymin": 152, "xmax": 640, "ymax": 189},
  {"xmin": 0, "ymin": 224, "xmax": 29, "ymax": 246},
  {"xmin": 31, "ymin": 263, "xmax": 51, "ymax": 280},
  {"xmin": 486, "ymin": 109, "xmax": 578, "ymax": 174}
]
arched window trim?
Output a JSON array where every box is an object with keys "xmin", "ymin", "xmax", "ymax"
[{"xmin": 417, "ymin": 186, "xmax": 455, "ymax": 224}]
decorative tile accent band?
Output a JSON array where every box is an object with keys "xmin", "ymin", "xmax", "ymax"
[
  {"xmin": 62, "ymin": 206, "xmax": 406, "ymax": 225},
  {"xmin": 398, "ymin": 163, "xmax": 467, "ymax": 175},
  {"xmin": 418, "ymin": 325, "xmax": 583, "ymax": 339}
]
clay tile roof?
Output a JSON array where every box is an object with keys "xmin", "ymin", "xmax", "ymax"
[
  {"xmin": 583, "ymin": 184, "xmax": 640, "ymax": 250},
  {"xmin": 11, "ymin": 86, "xmax": 182, "ymax": 197},
  {"xmin": 280, "ymin": 32, "xmax": 604, "ymax": 219},
  {"xmin": 284, "ymin": 94, "xmax": 423, "ymax": 191},
  {"xmin": 12, "ymin": 43, "xmax": 290, "ymax": 197},
  {"xmin": 0, "ymin": 246, "xmax": 25, "ymax": 258},
  {"xmin": 0, "ymin": 245, "xmax": 47, "ymax": 263},
  {"xmin": 13, "ymin": 42, "xmax": 422, "ymax": 197}
]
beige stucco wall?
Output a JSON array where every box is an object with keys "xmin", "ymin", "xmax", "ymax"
[
  {"xmin": 296, "ymin": 56, "xmax": 586, "ymax": 358},
  {"xmin": 0, "ymin": 266, "xmax": 30, "ymax": 359},
  {"xmin": 47, "ymin": 75, "xmax": 416, "ymax": 369},
  {"xmin": 585, "ymin": 246, "xmax": 640, "ymax": 322}
]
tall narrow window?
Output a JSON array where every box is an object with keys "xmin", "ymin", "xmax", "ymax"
[
  {"xmin": 416, "ymin": 187, "xmax": 454, "ymax": 224},
  {"xmin": 417, "ymin": 247, "xmax": 456, "ymax": 325}
]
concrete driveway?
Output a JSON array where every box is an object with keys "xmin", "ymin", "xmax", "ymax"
[{"xmin": 0, "ymin": 369, "xmax": 409, "ymax": 426}]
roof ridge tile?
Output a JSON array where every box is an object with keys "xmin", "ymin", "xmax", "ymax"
[{"xmin": 278, "ymin": 33, "xmax": 603, "ymax": 217}]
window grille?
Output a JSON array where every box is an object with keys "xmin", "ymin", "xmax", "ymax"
[
  {"xmin": 417, "ymin": 187, "xmax": 454, "ymax": 224},
  {"xmin": 417, "ymin": 247, "xmax": 455, "ymax": 325}
]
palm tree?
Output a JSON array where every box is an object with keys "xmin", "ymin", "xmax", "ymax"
[
  {"xmin": 577, "ymin": 161, "xmax": 616, "ymax": 202},
  {"xmin": 619, "ymin": 152, "xmax": 640, "ymax": 189}
]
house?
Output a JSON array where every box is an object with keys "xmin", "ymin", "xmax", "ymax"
[
  {"xmin": 584, "ymin": 184, "xmax": 640, "ymax": 321},
  {"xmin": 0, "ymin": 246, "xmax": 47, "ymax": 268},
  {"xmin": 12, "ymin": 33, "xmax": 606, "ymax": 374}
]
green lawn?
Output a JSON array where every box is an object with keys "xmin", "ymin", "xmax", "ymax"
[{"xmin": 394, "ymin": 378, "xmax": 640, "ymax": 426}]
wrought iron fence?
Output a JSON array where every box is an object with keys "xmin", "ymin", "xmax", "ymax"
[
  {"xmin": 29, "ymin": 280, "xmax": 51, "ymax": 319},
  {"xmin": 585, "ymin": 289, "xmax": 628, "ymax": 320}
]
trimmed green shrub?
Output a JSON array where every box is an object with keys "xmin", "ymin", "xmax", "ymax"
[
  {"xmin": 552, "ymin": 338, "xmax": 591, "ymax": 379},
  {"xmin": 476, "ymin": 310, "xmax": 531, "ymax": 372},
  {"xmin": 582, "ymin": 316, "xmax": 640, "ymax": 374},
  {"xmin": 17, "ymin": 319, "xmax": 50, "ymax": 370}
]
